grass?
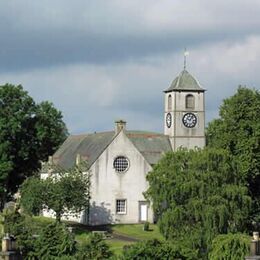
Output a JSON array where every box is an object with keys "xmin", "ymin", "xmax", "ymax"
[
  {"xmin": 106, "ymin": 239, "xmax": 134, "ymax": 256},
  {"xmin": 32, "ymin": 217, "xmax": 163, "ymax": 255},
  {"xmin": 112, "ymin": 223, "xmax": 164, "ymax": 241},
  {"xmin": 32, "ymin": 216, "xmax": 55, "ymax": 227}
]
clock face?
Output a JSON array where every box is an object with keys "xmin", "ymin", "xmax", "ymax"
[
  {"xmin": 166, "ymin": 113, "xmax": 172, "ymax": 128},
  {"xmin": 182, "ymin": 113, "xmax": 197, "ymax": 128}
]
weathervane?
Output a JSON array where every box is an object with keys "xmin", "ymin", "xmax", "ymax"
[{"xmin": 184, "ymin": 48, "xmax": 189, "ymax": 70}]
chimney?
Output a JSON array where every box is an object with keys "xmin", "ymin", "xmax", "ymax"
[{"xmin": 115, "ymin": 120, "xmax": 126, "ymax": 134}]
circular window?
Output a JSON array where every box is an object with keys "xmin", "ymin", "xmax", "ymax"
[{"xmin": 113, "ymin": 156, "xmax": 129, "ymax": 173}]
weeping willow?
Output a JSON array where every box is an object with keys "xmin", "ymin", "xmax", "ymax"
[{"xmin": 145, "ymin": 148, "xmax": 251, "ymax": 259}]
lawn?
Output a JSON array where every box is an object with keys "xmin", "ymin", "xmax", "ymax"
[
  {"xmin": 112, "ymin": 223, "xmax": 163, "ymax": 241},
  {"xmin": 32, "ymin": 217, "xmax": 163, "ymax": 256},
  {"xmin": 106, "ymin": 239, "xmax": 134, "ymax": 256}
]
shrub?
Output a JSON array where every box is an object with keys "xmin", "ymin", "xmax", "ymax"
[
  {"xmin": 35, "ymin": 222, "xmax": 76, "ymax": 259},
  {"xmin": 143, "ymin": 221, "xmax": 149, "ymax": 231},
  {"xmin": 76, "ymin": 233, "xmax": 113, "ymax": 260},
  {"xmin": 209, "ymin": 233, "xmax": 250, "ymax": 260},
  {"xmin": 121, "ymin": 239, "xmax": 196, "ymax": 260}
]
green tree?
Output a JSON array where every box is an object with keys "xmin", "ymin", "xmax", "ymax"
[
  {"xmin": 121, "ymin": 239, "xmax": 196, "ymax": 260},
  {"xmin": 20, "ymin": 164, "xmax": 91, "ymax": 222},
  {"xmin": 76, "ymin": 233, "xmax": 113, "ymax": 260},
  {"xmin": 207, "ymin": 87, "xmax": 260, "ymax": 222},
  {"xmin": 35, "ymin": 222, "xmax": 76, "ymax": 259},
  {"xmin": 145, "ymin": 148, "xmax": 251, "ymax": 259},
  {"xmin": 2, "ymin": 210, "xmax": 37, "ymax": 258},
  {"xmin": 209, "ymin": 233, "xmax": 250, "ymax": 260},
  {"xmin": 0, "ymin": 84, "xmax": 68, "ymax": 209}
]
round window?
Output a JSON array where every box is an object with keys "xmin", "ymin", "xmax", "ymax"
[{"xmin": 113, "ymin": 156, "xmax": 129, "ymax": 173}]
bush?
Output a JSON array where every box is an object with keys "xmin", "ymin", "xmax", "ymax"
[
  {"xmin": 143, "ymin": 221, "xmax": 149, "ymax": 231},
  {"xmin": 209, "ymin": 233, "xmax": 250, "ymax": 260},
  {"xmin": 35, "ymin": 222, "xmax": 76, "ymax": 259},
  {"xmin": 121, "ymin": 239, "xmax": 196, "ymax": 260},
  {"xmin": 2, "ymin": 210, "xmax": 36, "ymax": 258},
  {"xmin": 76, "ymin": 233, "xmax": 113, "ymax": 260}
]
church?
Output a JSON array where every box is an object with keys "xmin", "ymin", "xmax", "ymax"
[{"xmin": 41, "ymin": 68, "xmax": 206, "ymax": 225}]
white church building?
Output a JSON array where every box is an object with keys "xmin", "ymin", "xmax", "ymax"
[{"xmin": 41, "ymin": 68, "xmax": 205, "ymax": 225}]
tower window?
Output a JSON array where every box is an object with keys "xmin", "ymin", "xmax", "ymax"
[
  {"xmin": 168, "ymin": 95, "xmax": 172, "ymax": 110},
  {"xmin": 186, "ymin": 94, "xmax": 195, "ymax": 109}
]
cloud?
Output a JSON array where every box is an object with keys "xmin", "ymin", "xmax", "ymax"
[
  {"xmin": 0, "ymin": 1, "xmax": 259, "ymax": 135},
  {"xmin": 1, "ymin": 0, "xmax": 260, "ymax": 72},
  {"xmin": 0, "ymin": 34, "xmax": 259, "ymax": 135}
]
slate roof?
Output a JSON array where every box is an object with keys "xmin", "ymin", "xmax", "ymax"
[
  {"xmin": 51, "ymin": 130, "xmax": 172, "ymax": 169},
  {"xmin": 126, "ymin": 131, "xmax": 172, "ymax": 165},
  {"xmin": 165, "ymin": 69, "xmax": 205, "ymax": 92}
]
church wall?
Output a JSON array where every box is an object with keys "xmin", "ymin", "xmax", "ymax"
[{"xmin": 88, "ymin": 131, "xmax": 153, "ymax": 225}]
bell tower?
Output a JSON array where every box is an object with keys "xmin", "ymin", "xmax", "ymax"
[{"xmin": 164, "ymin": 69, "xmax": 205, "ymax": 151}]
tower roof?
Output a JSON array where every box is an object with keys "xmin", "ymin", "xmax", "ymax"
[{"xmin": 164, "ymin": 69, "xmax": 205, "ymax": 92}]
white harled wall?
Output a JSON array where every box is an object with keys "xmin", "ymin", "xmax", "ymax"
[
  {"xmin": 88, "ymin": 131, "xmax": 153, "ymax": 225},
  {"xmin": 41, "ymin": 131, "xmax": 154, "ymax": 225}
]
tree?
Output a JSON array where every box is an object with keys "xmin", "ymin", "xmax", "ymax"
[
  {"xmin": 0, "ymin": 84, "xmax": 68, "ymax": 209},
  {"xmin": 76, "ymin": 233, "xmax": 113, "ymax": 260},
  {"xmin": 35, "ymin": 222, "xmax": 76, "ymax": 259},
  {"xmin": 2, "ymin": 209, "xmax": 37, "ymax": 258},
  {"xmin": 207, "ymin": 87, "xmax": 260, "ymax": 222},
  {"xmin": 20, "ymin": 164, "xmax": 91, "ymax": 222},
  {"xmin": 121, "ymin": 239, "xmax": 196, "ymax": 260},
  {"xmin": 145, "ymin": 148, "xmax": 251, "ymax": 259},
  {"xmin": 209, "ymin": 233, "xmax": 250, "ymax": 260}
]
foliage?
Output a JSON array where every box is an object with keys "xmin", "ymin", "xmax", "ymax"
[
  {"xmin": 121, "ymin": 239, "xmax": 196, "ymax": 260},
  {"xmin": 207, "ymin": 87, "xmax": 260, "ymax": 221},
  {"xmin": 209, "ymin": 233, "xmax": 250, "ymax": 260},
  {"xmin": 76, "ymin": 233, "xmax": 113, "ymax": 260},
  {"xmin": 35, "ymin": 222, "xmax": 76, "ymax": 259},
  {"xmin": 3, "ymin": 213, "xmax": 75, "ymax": 259},
  {"xmin": 0, "ymin": 84, "xmax": 68, "ymax": 209},
  {"xmin": 20, "ymin": 164, "xmax": 91, "ymax": 222},
  {"xmin": 145, "ymin": 148, "xmax": 251, "ymax": 259},
  {"xmin": 143, "ymin": 221, "xmax": 149, "ymax": 231},
  {"xmin": 2, "ymin": 210, "xmax": 37, "ymax": 258}
]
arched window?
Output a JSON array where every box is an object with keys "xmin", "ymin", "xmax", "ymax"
[
  {"xmin": 168, "ymin": 95, "xmax": 172, "ymax": 110},
  {"xmin": 186, "ymin": 94, "xmax": 195, "ymax": 109}
]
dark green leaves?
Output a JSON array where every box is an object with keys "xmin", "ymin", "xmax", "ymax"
[
  {"xmin": 20, "ymin": 164, "xmax": 91, "ymax": 222},
  {"xmin": 0, "ymin": 84, "xmax": 68, "ymax": 208},
  {"xmin": 145, "ymin": 148, "xmax": 251, "ymax": 259}
]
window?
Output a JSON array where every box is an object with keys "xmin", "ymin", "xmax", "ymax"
[
  {"xmin": 168, "ymin": 94, "xmax": 172, "ymax": 110},
  {"xmin": 113, "ymin": 156, "xmax": 129, "ymax": 173},
  {"xmin": 186, "ymin": 94, "xmax": 195, "ymax": 109},
  {"xmin": 116, "ymin": 199, "xmax": 126, "ymax": 214}
]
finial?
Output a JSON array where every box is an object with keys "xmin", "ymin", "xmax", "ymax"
[{"xmin": 184, "ymin": 48, "xmax": 189, "ymax": 70}]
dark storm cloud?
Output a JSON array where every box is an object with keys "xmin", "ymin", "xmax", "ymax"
[
  {"xmin": 1, "ymin": 0, "xmax": 260, "ymax": 133},
  {"xmin": 0, "ymin": 28, "xmax": 244, "ymax": 73},
  {"xmin": 1, "ymin": 0, "xmax": 260, "ymax": 72}
]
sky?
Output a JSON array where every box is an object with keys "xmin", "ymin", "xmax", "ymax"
[{"xmin": 0, "ymin": 0, "xmax": 259, "ymax": 134}]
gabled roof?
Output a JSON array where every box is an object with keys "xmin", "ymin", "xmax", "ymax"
[
  {"xmin": 126, "ymin": 131, "xmax": 172, "ymax": 165},
  {"xmin": 52, "ymin": 131, "xmax": 115, "ymax": 169},
  {"xmin": 50, "ymin": 130, "xmax": 172, "ymax": 169},
  {"xmin": 164, "ymin": 69, "xmax": 205, "ymax": 92}
]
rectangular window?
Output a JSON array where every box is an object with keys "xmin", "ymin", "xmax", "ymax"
[{"xmin": 116, "ymin": 199, "xmax": 127, "ymax": 214}]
